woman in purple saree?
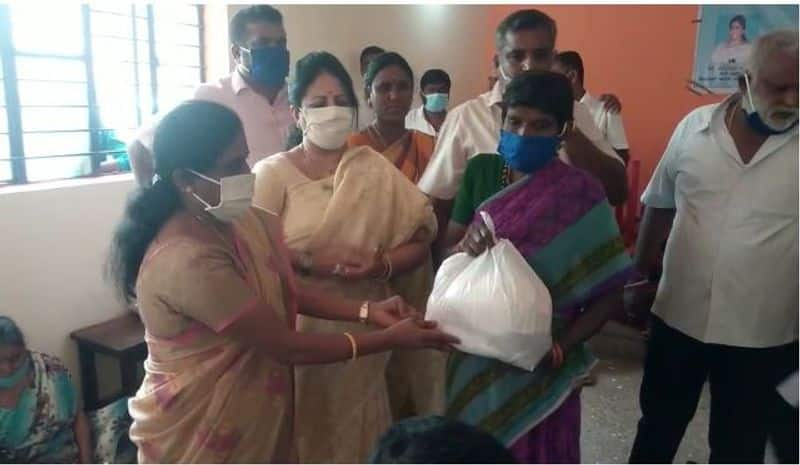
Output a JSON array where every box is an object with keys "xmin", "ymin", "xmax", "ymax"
[{"xmin": 444, "ymin": 71, "xmax": 633, "ymax": 463}]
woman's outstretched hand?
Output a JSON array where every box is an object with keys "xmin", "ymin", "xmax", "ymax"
[
  {"xmin": 385, "ymin": 318, "xmax": 459, "ymax": 351},
  {"xmin": 368, "ymin": 296, "xmax": 418, "ymax": 328}
]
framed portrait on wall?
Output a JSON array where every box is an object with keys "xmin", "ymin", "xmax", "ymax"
[{"xmin": 692, "ymin": 5, "xmax": 798, "ymax": 94}]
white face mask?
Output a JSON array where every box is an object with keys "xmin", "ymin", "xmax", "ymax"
[
  {"xmin": 300, "ymin": 106, "xmax": 355, "ymax": 150},
  {"xmin": 188, "ymin": 170, "xmax": 254, "ymax": 223}
]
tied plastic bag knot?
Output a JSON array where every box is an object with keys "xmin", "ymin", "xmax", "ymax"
[{"xmin": 426, "ymin": 211, "xmax": 552, "ymax": 371}]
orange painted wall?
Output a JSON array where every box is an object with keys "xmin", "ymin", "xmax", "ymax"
[{"xmin": 486, "ymin": 5, "xmax": 725, "ymax": 185}]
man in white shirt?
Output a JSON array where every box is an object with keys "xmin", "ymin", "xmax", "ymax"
[
  {"xmin": 405, "ymin": 69, "xmax": 451, "ymax": 137},
  {"xmin": 127, "ymin": 5, "xmax": 293, "ymax": 186},
  {"xmin": 554, "ymin": 50, "xmax": 630, "ymax": 163},
  {"xmin": 629, "ymin": 30, "xmax": 799, "ymax": 463},
  {"xmin": 418, "ymin": 9, "xmax": 629, "ymax": 255},
  {"xmin": 356, "ymin": 45, "xmax": 385, "ymax": 130}
]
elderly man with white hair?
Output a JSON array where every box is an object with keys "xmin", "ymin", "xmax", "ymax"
[{"xmin": 628, "ymin": 29, "xmax": 799, "ymax": 463}]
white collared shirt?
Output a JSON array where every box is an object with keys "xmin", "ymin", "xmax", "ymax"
[
  {"xmin": 580, "ymin": 92, "xmax": 629, "ymax": 150},
  {"xmin": 134, "ymin": 71, "xmax": 293, "ymax": 167},
  {"xmin": 417, "ymin": 80, "xmax": 622, "ymax": 200},
  {"xmin": 357, "ymin": 92, "xmax": 374, "ymax": 130},
  {"xmin": 643, "ymin": 95, "xmax": 799, "ymax": 348},
  {"xmin": 405, "ymin": 106, "xmax": 438, "ymax": 137}
]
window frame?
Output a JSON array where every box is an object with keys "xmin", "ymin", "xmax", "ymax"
[{"xmin": 0, "ymin": 3, "xmax": 204, "ymax": 185}]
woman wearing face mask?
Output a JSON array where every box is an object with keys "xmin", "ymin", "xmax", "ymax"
[
  {"xmin": 0, "ymin": 317, "xmax": 93, "ymax": 463},
  {"xmin": 444, "ymin": 71, "xmax": 632, "ymax": 463},
  {"xmin": 347, "ymin": 52, "xmax": 435, "ymax": 183},
  {"xmin": 109, "ymin": 100, "xmax": 456, "ymax": 463},
  {"xmin": 251, "ymin": 51, "xmax": 440, "ymax": 463}
]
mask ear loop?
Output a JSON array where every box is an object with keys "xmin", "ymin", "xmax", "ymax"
[
  {"xmin": 743, "ymin": 72, "xmax": 756, "ymax": 110},
  {"xmin": 186, "ymin": 169, "xmax": 221, "ymax": 209},
  {"xmin": 192, "ymin": 192, "xmax": 214, "ymax": 209},
  {"xmin": 188, "ymin": 169, "xmax": 221, "ymax": 186},
  {"xmin": 558, "ymin": 122, "xmax": 571, "ymax": 138},
  {"xmin": 298, "ymin": 108, "xmax": 311, "ymax": 139},
  {"xmin": 498, "ymin": 61, "xmax": 512, "ymax": 83},
  {"xmin": 556, "ymin": 120, "xmax": 572, "ymax": 152},
  {"xmin": 237, "ymin": 46, "xmax": 253, "ymax": 75}
]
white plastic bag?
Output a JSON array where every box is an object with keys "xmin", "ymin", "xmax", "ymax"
[{"xmin": 427, "ymin": 212, "xmax": 552, "ymax": 371}]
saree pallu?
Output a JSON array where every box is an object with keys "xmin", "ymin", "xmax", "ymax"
[
  {"xmin": 268, "ymin": 146, "xmax": 441, "ymax": 462},
  {"xmin": 446, "ymin": 160, "xmax": 633, "ymax": 463},
  {"xmin": 345, "ymin": 132, "xmax": 445, "ymax": 420},
  {"xmin": 130, "ymin": 208, "xmax": 298, "ymax": 463},
  {"xmin": 347, "ymin": 129, "xmax": 434, "ymax": 184}
]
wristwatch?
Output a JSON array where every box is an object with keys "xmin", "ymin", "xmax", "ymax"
[{"xmin": 359, "ymin": 301, "xmax": 370, "ymax": 324}]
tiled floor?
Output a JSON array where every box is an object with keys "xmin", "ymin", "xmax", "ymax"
[{"xmin": 581, "ymin": 340, "xmax": 711, "ymax": 464}]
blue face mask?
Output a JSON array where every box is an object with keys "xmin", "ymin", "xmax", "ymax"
[
  {"xmin": 242, "ymin": 46, "xmax": 290, "ymax": 88},
  {"xmin": 423, "ymin": 93, "xmax": 449, "ymax": 113},
  {"xmin": 497, "ymin": 130, "xmax": 560, "ymax": 174},
  {"xmin": 0, "ymin": 353, "xmax": 30, "ymax": 389}
]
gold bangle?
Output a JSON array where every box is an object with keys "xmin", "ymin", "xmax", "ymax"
[{"xmin": 343, "ymin": 332, "xmax": 358, "ymax": 360}]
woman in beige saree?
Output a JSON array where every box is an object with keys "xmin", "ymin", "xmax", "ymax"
[
  {"xmin": 108, "ymin": 101, "xmax": 456, "ymax": 464},
  {"xmin": 253, "ymin": 52, "xmax": 443, "ymax": 463}
]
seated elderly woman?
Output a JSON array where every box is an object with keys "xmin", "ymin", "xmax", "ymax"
[
  {"xmin": 0, "ymin": 316, "xmax": 91, "ymax": 462},
  {"xmin": 444, "ymin": 71, "xmax": 632, "ymax": 463},
  {"xmin": 0, "ymin": 317, "xmax": 134, "ymax": 463}
]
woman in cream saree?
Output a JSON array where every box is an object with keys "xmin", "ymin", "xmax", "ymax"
[
  {"xmin": 254, "ymin": 144, "xmax": 439, "ymax": 462},
  {"xmin": 254, "ymin": 51, "xmax": 447, "ymax": 462}
]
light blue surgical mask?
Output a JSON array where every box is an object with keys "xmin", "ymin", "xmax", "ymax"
[
  {"xmin": 497, "ymin": 130, "xmax": 560, "ymax": 174},
  {"xmin": 424, "ymin": 93, "xmax": 449, "ymax": 113},
  {"xmin": 0, "ymin": 353, "xmax": 31, "ymax": 389}
]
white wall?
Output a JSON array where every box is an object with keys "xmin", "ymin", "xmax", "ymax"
[
  {"xmin": 224, "ymin": 5, "xmax": 495, "ymax": 108},
  {"xmin": 0, "ymin": 176, "xmax": 134, "ymax": 397},
  {"xmin": 203, "ymin": 3, "xmax": 233, "ymax": 81}
]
